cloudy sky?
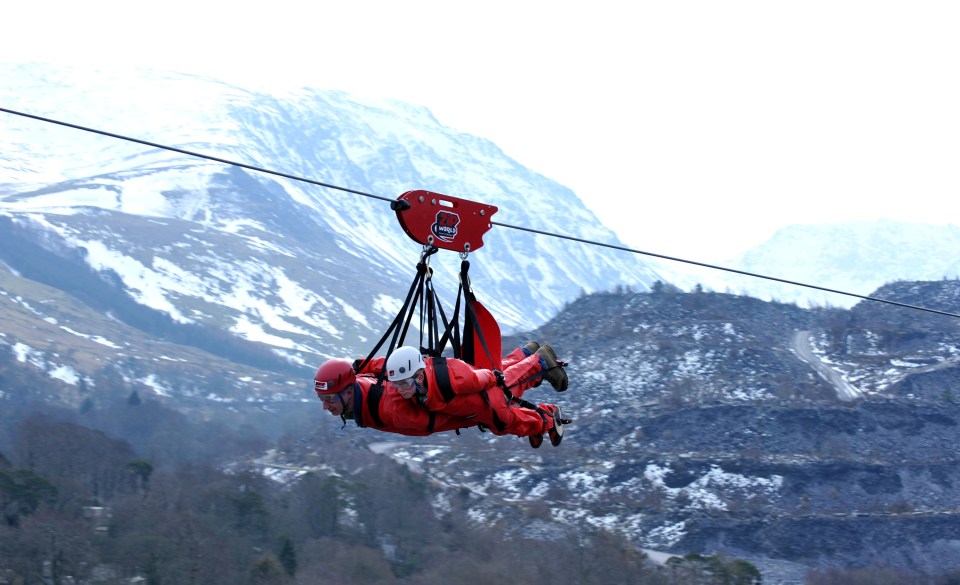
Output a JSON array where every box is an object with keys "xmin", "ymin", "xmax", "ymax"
[{"xmin": 4, "ymin": 1, "xmax": 959, "ymax": 263}]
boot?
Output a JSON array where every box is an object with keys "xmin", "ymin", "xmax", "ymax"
[
  {"xmin": 528, "ymin": 433, "xmax": 543, "ymax": 449},
  {"xmin": 524, "ymin": 340, "xmax": 540, "ymax": 355},
  {"xmin": 536, "ymin": 344, "xmax": 568, "ymax": 392},
  {"xmin": 543, "ymin": 404, "xmax": 564, "ymax": 446}
]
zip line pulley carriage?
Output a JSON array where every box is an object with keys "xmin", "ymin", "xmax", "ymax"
[{"xmin": 355, "ymin": 189, "xmax": 504, "ymax": 377}]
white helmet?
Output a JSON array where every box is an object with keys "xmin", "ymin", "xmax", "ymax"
[{"xmin": 386, "ymin": 346, "xmax": 425, "ymax": 381}]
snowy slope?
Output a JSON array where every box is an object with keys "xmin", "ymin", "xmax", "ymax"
[{"xmin": 0, "ymin": 62, "xmax": 662, "ymax": 378}]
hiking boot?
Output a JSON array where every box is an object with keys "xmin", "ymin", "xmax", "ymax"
[
  {"xmin": 536, "ymin": 344, "xmax": 568, "ymax": 392},
  {"xmin": 544, "ymin": 404, "xmax": 564, "ymax": 446},
  {"xmin": 528, "ymin": 433, "xmax": 544, "ymax": 449},
  {"xmin": 524, "ymin": 340, "xmax": 540, "ymax": 355}
]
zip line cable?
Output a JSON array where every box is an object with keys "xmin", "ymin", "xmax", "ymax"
[
  {"xmin": 0, "ymin": 107, "xmax": 393, "ymax": 204},
  {"xmin": 488, "ymin": 221, "xmax": 960, "ymax": 319},
  {"xmin": 4, "ymin": 106, "xmax": 960, "ymax": 321}
]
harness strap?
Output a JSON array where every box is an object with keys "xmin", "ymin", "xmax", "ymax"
[
  {"xmin": 461, "ymin": 261, "xmax": 486, "ymax": 365},
  {"xmin": 355, "ymin": 247, "xmax": 437, "ymax": 375},
  {"xmin": 421, "ymin": 272, "xmax": 460, "ymax": 358},
  {"xmin": 514, "ymin": 395, "xmax": 552, "ymax": 428},
  {"xmin": 496, "ymin": 385, "xmax": 551, "ymax": 426},
  {"xmin": 431, "ymin": 356, "xmax": 457, "ymax": 403},
  {"xmin": 352, "ymin": 383, "xmax": 364, "ymax": 428},
  {"xmin": 480, "ymin": 389, "xmax": 507, "ymax": 433},
  {"xmin": 366, "ymin": 383, "xmax": 387, "ymax": 428},
  {"xmin": 434, "ymin": 281, "xmax": 463, "ymax": 358}
]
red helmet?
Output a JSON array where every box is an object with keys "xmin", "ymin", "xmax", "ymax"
[{"xmin": 314, "ymin": 359, "xmax": 356, "ymax": 396}]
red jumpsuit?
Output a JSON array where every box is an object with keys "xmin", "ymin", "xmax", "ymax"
[
  {"xmin": 358, "ymin": 348, "xmax": 554, "ymax": 437},
  {"xmin": 349, "ymin": 374, "xmax": 476, "ymax": 436}
]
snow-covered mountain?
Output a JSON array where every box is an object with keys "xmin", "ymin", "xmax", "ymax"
[
  {"xmin": 0, "ymin": 63, "xmax": 662, "ymax": 388},
  {"xmin": 657, "ymin": 219, "xmax": 960, "ymax": 308}
]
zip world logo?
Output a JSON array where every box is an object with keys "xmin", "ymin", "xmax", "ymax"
[{"xmin": 431, "ymin": 211, "xmax": 460, "ymax": 242}]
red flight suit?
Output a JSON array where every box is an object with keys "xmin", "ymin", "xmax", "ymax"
[
  {"xmin": 359, "ymin": 348, "xmax": 554, "ymax": 437},
  {"xmin": 349, "ymin": 374, "xmax": 476, "ymax": 436}
]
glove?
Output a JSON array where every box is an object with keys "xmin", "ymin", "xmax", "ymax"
[{"xmin": 493, "ymin": 369, "xmax": 506, "ymax": 388}]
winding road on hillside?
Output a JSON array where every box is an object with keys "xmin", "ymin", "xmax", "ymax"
[{"xmin": 792, "ymin": 331, "xmax": 861, "ymax": 401}]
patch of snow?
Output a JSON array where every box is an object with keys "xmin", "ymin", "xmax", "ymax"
[
  {"xmin": 373, "ymin": 294, "xmax": 403, "ymax": 317},
  {"xmin": 49, "ymin": 364, "xmax": 80, "ymax": 385},
  {"xmin": 140, "ymin": 374, "xmax": 171, "ymax": 397},
  {"xmin": 645, "ymin": 521, "xmax": 687, "ymax": 547},
  {"xmin": 59, "ymin": 326, "xmax": 122, "ymax": 348}
]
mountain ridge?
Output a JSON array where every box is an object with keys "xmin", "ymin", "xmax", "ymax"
[
  {"xmin": 1, "ymin": 63, "xmax": 662, "ymax": 371},
  {"xmin": 658, "ymin": 219, "xmax": 960, "ymax": 309}
]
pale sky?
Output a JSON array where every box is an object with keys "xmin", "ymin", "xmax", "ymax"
[{"xmin": 4, "ymin": 1, "xmax": 959, "ymax": 264}]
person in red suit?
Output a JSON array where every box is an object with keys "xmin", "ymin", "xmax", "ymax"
[
  {"xmin": 351, "ymin": 342, "xmax": 569, "ymax": 447},
  {"xmin": 314, "ymin": 358, "xmax": 474, "ymax": 436}
]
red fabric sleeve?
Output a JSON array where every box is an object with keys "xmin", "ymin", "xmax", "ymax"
[
  {"xmin": 355, "ymin": 356, "xmax": 386, "ymax": 376},
  {"xmin": 445, "ymin": 358, "xmax": 496, "ymax": 392},
  {"xmin": 360, "ymin": 377, "xmax": 475, "ymax": 436}
]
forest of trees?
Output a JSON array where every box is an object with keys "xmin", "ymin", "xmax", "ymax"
[{"xmin": 0, "ymin": 385, "xmax": 773, "ymax": 585}]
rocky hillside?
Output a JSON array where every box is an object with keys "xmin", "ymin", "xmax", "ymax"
[{"xmin": 266, "ymin": 279, "xmax": 960, "ymax": 582}]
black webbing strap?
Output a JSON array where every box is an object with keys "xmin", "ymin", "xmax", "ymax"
[
  {"xmin": 480, "ymin": 389, "xmax": 507, "ymax": 433},
  {"xmin": 355, "ymin": 247, "xmax": 438, "ymax": 375},
  {"xmin": 490, "ymin": 371, "xmax": 552, "ymax": 426},
  {"xmin": 423, "ymin": 275, "xmax": 439, "ymax": 354},
  {"xmin": 366, "ymin": 383, "xmax": 387, "ymax": 428},
  {"xmin": 460, "ymin": 259, "xmax": 497, "ymax": 369},
  {"xmin": 431, "ymin": 356, "xmax": 456, "ymax": 403},
  {"xmin": 399, "ymin": 272, "xmax": 426, "ymax": 354},
  {"xmin": 433, "ymin": 279, "xmax": 464, "ymax": 358},
  {"xmin": 422, "ymin": 270, "xmax": 458, "ymax": 357},
  {"xmin": 352, "ymin": 383, "xmax": 364, "ymax": 428},
  {"xmin": 507, "ymin": 393, "xmax": 552, "ymax": 430},
  {"xmin": 513, "ymin": 395, "xmax": 549, "ymax": 418},
  {"xmin": 427, "ymin": 412, "xmax": 436, "ymax": 433}
]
